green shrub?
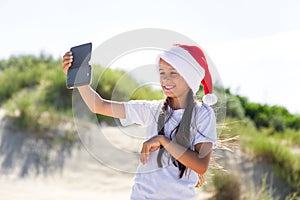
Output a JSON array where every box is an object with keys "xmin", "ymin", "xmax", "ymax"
[
  {"xmin": 286, "ymin": 115, "xmax": 300, "ymax": 131},
  {"xmin": 0, "ymin": 55, "xmax": 57, "ymax": 103},
  {"xmin": 4, "ymin": 87, "xmax": 45, "ymax": 131},
  {"xmin": 240, "ymin": 127, "xmax": 300, "ymax": 190},
  {"xmin": 1, "ymin": 55, "xmax": 164, "ymax": 129},
  {"xmin": 269, "ymin": 115, "xmax": 286, "ymax": 132},
  {"xmin": 41, "ymin": 63, "xmax": 73, "ymax": 113},
  {"xmin": 223, "ymin": 118, "xmax": 300, "ymax": 192}
]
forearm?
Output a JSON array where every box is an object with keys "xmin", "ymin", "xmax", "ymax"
[
  {"xmin": 77, "ymin": 85, "xmax": 103, "ymax": 112},
  {"xmin": 159, "ymin": 136, "xmax": 211, "ymax": 174},
  {"xmin": 77, "ymin": 85, "xmax": 125, "ymax": 118}
]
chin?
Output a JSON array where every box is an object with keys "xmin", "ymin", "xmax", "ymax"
[{"xmin": 164, "ymin": 92, "xmax": 176, "ymax": 98}]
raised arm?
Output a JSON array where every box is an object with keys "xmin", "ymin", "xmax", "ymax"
[
  {"xmin": 62, "ymin": 51, "xmax": 126, "ymax": 119},
  {"xmin": 77, "ymin": 85, "xmax": 125, "ymax": 118}
]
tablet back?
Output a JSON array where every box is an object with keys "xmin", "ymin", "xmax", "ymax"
[
  {"xmin": 66, "ymin": 43, "xmax": 92, "ymax": 89},
  {"xmin": 71, "ymin": 43, "xmax": 92, "ymax": 68}
]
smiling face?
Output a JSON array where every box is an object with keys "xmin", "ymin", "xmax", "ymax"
[{"xmin": 159, "ymin": 59, "xmax": 190, "ymax": 108}]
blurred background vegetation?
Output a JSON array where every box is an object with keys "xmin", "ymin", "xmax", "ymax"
[{"xmin": 0, "ymin": 55, "xmax": 299, "ymax": 199}]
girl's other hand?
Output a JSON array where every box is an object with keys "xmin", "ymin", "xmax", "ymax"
[
  {"xmin": 140, "ymin": 136, "xmax": 164, "ymax": 164},
  {"xmin": 62, "ymin": 51, "xmax": 73, "ymax": 74}
]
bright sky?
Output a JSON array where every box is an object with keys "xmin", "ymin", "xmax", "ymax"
[{"xmin": 1, "ymin": 0, "xmax": 300, "ymax": 114}]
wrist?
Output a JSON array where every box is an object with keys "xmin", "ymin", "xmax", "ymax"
[
  {"xmin": 158, "ymin": 135, "xmax": 170, "ymax": 147},
  {"xmin": 77, "ymin": 85, "xmax": 90, "ymax": 91}
]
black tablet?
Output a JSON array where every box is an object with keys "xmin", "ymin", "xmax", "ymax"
[{"xmin": 66, "ymin": 42, "xmax": 92, "ymax": 89}]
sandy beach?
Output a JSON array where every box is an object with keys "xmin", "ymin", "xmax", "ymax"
[
  {"xmin": 0, "ymin": 111, "xmax": 213, "ymax": 200},
  {"xmin": 0, "ymin": 124, "xmax": 131, "ymax": 199},
  {"xmin": 0, "ymin": 108, "xmax": 293, "ymax": 200}
]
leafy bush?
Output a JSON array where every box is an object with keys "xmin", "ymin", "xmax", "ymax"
[
  {"xmin": 4, "ymin": 82, "xmax": 74, "ymax": 134},
  {"xmin": 286, "ymin": 115, "xmax": 300, "ymax": 130},
  {"xmin": 1, "ymin": 55, "xmax": 164, "ymax": 130},
  {"xmin": 0, "ymin": 54, "xmax": 58, "ymax": 103},
  {"xmin": 4, "ymin": 88, "xmax": 40, "ymax": 130},
  {"xmin": 240, "ymin": 126, "xmax": 300, "ymax": 190},
  {"xmin": 223, "ymin": 118, "xmax": 300, "ymax": 194},
  {"xmin": 239, "ymin": 97, "xmax": 299, "ymax": 131},
  {"xmin": 41, "ymin": 62, "xmax": 73, "ymax": 113}
]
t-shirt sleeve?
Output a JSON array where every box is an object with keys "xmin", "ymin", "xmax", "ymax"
[
  {"xmin": 192, "ymin": 105, "xmax": 217, "ymax": 149},
  {"xmin": 120, "ymin": 100, "xmax": 161, "ymax": 127}
]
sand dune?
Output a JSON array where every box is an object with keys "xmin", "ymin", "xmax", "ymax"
[
  {"xmin": 0, "ymin": 117, "xmax": 136, "ymax": 199},
  {"xmin": 0, "ymin": 109, "xmax": 292, "ymax": 200},
  {"xmin": 0, "ymin": 113, "xmax": 212, "ymax": 200}
]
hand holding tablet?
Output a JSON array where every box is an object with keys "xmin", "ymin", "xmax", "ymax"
[{"xmin": 66, "ymin": 43, "xmax": 92, "ymax": 89}]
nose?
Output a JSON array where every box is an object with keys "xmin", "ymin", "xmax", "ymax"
[{"xmin": 160, "ymin": 74, "xmax": 171, "ymax": 84}]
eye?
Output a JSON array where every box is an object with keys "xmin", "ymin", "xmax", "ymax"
[
  {"xmin": 160, "ymin": 71, "xmax": 166, "ymax": 76},
  {"xmin": 171, "ymin": 71, "xmax": 178, "ymax": 75}
]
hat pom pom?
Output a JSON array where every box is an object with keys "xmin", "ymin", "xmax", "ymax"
[{"xmin": 202, "ymin": 93, "xmax": 218, "ymax": 105}]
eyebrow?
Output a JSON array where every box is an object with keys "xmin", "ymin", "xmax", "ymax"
[{"xmin": 159, "ymin": 67, "xmax": 176, "ymax": 71}]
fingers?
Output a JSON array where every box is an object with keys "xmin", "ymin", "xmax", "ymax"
[
  {"xmin": 140, "ymin": 137, "xmax": 161, "ymax": 164},
  {"xmin": 62, "ymin": 51, "xmax": 73, "ymax": 74},
  {"xmin": 140, "ymin": 143, "xmax": 150, "ymax": 164},
  {"xmin": 63, "ymin": 51, "xmax": 72, "ymax": 56}
]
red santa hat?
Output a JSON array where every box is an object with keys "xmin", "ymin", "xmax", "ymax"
[{"xmin": 158, "ymin": 44, "xmax": 218, "ymax": 105}]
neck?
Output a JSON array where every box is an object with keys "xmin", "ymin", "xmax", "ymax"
[{"xmin": 169, "ymin": 96, "xmax": 188, "ymax": 110}]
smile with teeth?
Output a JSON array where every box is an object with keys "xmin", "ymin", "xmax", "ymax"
[{"xmin": 163, "ymin": 85, "xmax": 175, "ymax": 90}]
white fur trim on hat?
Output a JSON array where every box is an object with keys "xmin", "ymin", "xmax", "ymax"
[{"xmin": 202, "ymin": 93, "xmax": 218, "ymax": 105}]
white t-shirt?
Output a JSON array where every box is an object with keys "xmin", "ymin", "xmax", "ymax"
[{"xmin": 120, "ymin": 100, "xmax": 217, "ymax": 200}]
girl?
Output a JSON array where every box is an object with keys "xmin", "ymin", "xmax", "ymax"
[{"xmin": 62, "ymin": 44, "xmax": 218, "ymax": 200}]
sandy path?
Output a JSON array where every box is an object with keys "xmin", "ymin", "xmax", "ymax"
[{"xmin": 0, "ymin": 123, "xmax": 133, "ymax": 199}]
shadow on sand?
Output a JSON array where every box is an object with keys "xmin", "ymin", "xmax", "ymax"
[{"xmin": 0, "ymin": 119, "xmax": 79, "ymax": 178}]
